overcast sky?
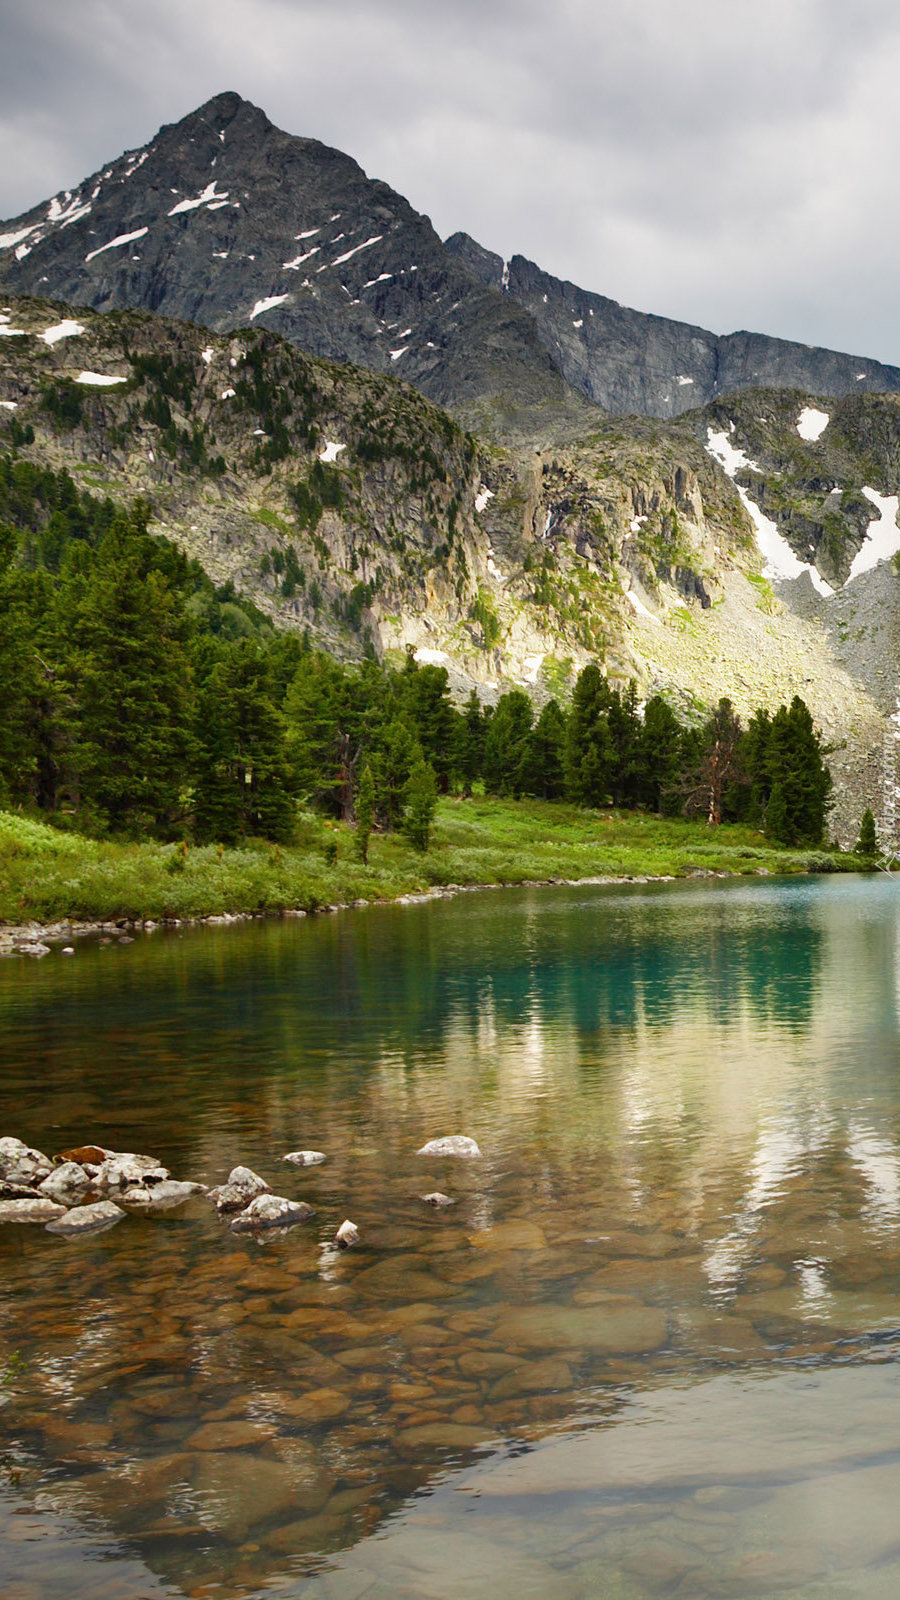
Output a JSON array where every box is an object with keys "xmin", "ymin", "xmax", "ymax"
[{"xmin": 3, "ymin": 0, "xmax": 900, "ymax": 362}]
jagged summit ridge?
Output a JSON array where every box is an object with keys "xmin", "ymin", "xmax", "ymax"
[
  {"xmin": 2, "ymin": 92, "xmax": 899, "ymax": 425},
  {"xmin": 444, "ymin": 233, "xmax": 900, "ymax": 417}
]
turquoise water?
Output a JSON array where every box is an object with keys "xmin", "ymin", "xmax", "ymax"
[{"xmin": 2, "ymin": 876, "xmax": 900, "ymax": 1597}]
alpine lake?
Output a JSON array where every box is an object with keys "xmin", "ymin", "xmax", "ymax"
[{"xmin": 4, "ymin": 875, "xmax": 900, "ymax": 1599}]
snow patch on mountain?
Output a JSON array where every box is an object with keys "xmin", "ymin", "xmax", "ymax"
[
  {"xmin": 75, "ymin": 371, "xmax": 126, "ymax": 386},
  {"xmin": 85, "ymin": 228, "xmax": 148, "ymax": 263},
  {"xmin": 168, "ymin": 181, "xmax": 229, "ymax": 216},
  {"xmin": 846, "ymin": 489, "xmax": 900, "ymax": 581},
  {"xmin": 250, "ymin": 295, "xmax": 289, "ymax": 320},
  {"xmin": 41, "ymin": 320, "xmax": 85, "ymax": 345},
  {"xmin": 706, "ymin": 427, "xmax": 834, "ymax": 596},
  {"xmin": 797, "ymin": 407, "xmax": 829, "ymax": 442}
]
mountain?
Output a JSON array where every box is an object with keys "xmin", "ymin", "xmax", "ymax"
[
  {"xmin": 2, "ymin": 92, "xmax": 898, "ymax": 432},
  {"xmin": 2, "ymin": 292, "xmax": 896, "ymax": 833},
  {"xmin": 445, "ymin": 234, "xmax": 900, "ymax": 418}
]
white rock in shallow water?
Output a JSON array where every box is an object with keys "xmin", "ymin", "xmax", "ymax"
[
  {"xmin": 117, "ymin": 1180, "xmax": 206, "ymax": 1212},
  {"xmin": 421, "ymin": 1192, "xmax": 455, "ymax": 1208},
  {"xmin": 334, "ymin": 1218, "xmax": 359, "ymax": 1248},
  {"xmin": 46, "ymin": 1200, "xmax": 124, "ymax": 1236},
  {"xmin": 0, "ymin": 1197, "xmax": 66, "ymax": 1224},
  {"xmin": 39, "ymin": 1162, "xmax": 93, "ymax": 1203},
  {"xmin": 96, "ymin": 1153, "xmax": 168, "ymax": 1191},
  {"xmin": 417, "ymin": 1136, "xmax": 482, "ymax": 1159},
  {"xmin": 0, "ymin": 1137, "xmax": 53, "ymax": 1184},
  {"xmin": 230, "ymin": 1194, "xmax": 315, "ymax": 1232},
  {"xmin": 283, "ymin": 1150, "xmax": 327, "ymax": 1167}
]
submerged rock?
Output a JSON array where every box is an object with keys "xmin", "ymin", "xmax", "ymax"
[
  {"xmin": 283, "ymin": 1150, "xmax": 327, "ymax": 1166},
  {"xmin": 39, "ymin": 1161, "xmax": 94, "ymax": 1203},
  {"xmin": 118, "ymin": 1180, "xmax": 207, "ymax": 1212},
  {"xmin": 45, "ymin": 1200, "xmax": 124, "ymax": 1236},
  {"xmin": 422, "ymin": 1192, "xmax": 456, "ymax": 1208},
  {"xmin": 334, "ymin": 1218, "xmax": 359, "ymax": 1248},
  {"xmin": 17, "ymin": 941, "xmax": 50, "ymax": 958},
  {"xmin": 230, "ymin": 1194, "xmax": 315, "ymax": 1232},
  {"xmin": 208, "ymin": 1165, "xmax": 270, "ymax": 1213},
  {"xmin": 0, "ymin": 1136, "xmax": 54, "ymax": 1185},
  {"xmin": 417, "ymin": 1135, "xmax": 482, "ymax": 1159},
  {"xmin": 0, "ymin": 1196, "xmax": 67, "ymax": 1224}
]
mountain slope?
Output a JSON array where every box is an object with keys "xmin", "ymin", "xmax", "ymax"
[
  {"xmin": 0, "ymin": 92, "xmax": 582, "ymax": 433},
  {"xmin": 446, "ymin": 234, "xmax": 900, "ymax": 418},
  {"xmin": 2, "ymin": 293, "xmax": 896, "ymax": 835},
  {"xmin": 2, "ymin": 93, "xmax": 898, "ymax": 434}
]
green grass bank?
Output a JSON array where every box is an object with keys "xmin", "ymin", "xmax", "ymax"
[{"xmin": 0, "ymin": 798, "xmax": 873, "ymax": 931}]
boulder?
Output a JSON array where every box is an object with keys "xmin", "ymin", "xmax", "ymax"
[
  {"xmin": 117, "ymin": 1180, "xmax": 207, "ymax": 1212},
  {"xmin": 0, "ymin": 1197, "xmax": 67, "ymax": 1224},
  {"xmin": 283, "ymin": 1150, "xmax": 327, "ymax": 1166},
  {"xmin": 0, "ymin": 1136, "xmax": 53, "ymax": 1185},
  {"xmin": 230, "ymin": 1194, "xmax": 315, "ymax": 1232},
  {"xmin": 46, "ymin": 1200, "xmax": 124, "ymax": 1236},
  {"xmin": 208, "ymin": 1165, "xmax": 269, "ymax": 1213},
  {"xmin": 0, "ymin": 1180, "xmax": 41, "ymax": 1199},
  {"xmin": 56, "ymin": 1145, "xmax": 110, "ymax": 1166},
  {"xmin": 39, "ymin": 1161, "xmax": 94, "ymax": 1203},
  {"xmin": 334, "ymin": 1218, "xmax": 359, "ymax": 1248},
  {"xmin": 96, "ymin": 1153, "xmax": 169, "ymax": 1191},
  {"xmin": 417, "ymin": 1136, "xmax": 482, "ymax": 1159},
  {"xmin": 421, "ymin": 1192, "xmax": 455, "ymax": 1208}
]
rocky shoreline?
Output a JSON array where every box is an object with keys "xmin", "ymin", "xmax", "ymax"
[{"xmin": 0, "ymin": 871, "xmax": 705, "ymax": 957}]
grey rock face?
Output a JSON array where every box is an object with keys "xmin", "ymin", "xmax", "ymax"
[
  {"xmin": 46, "ymin": 1200, "xmax": 124, "ymax": 1236},
  {"xmin": 0, "ymin": 1137, "xmax": 53, "ymax": 1185},
  {"xmin": 230, "ymin": 1194, "xmax": 315, "ymax": 1231},
  {"xmin": 417, "ymin": 1136, "xmax": 482, "ymax": 1158},
  {"xmin": 443, "ymin": 239, "xmax": 900, "ymax": 419}
]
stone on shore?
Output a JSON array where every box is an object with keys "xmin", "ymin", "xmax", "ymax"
[
  {"xmin": 230, "ymin": 1194, "xmax": 315, "ymax": 1232},
  {"xmin": 284, "ymin": 1150, "xmax": 327, "ymax": 1166},
  {"xmin": 0, "ymin": 1196, "xmax": 67, "ymax": 1224},
  {"xmin": 417, "ymin": 1136, "xmax": 482, "ymax": 1158},
  {"xmin": 45, "ymin": 1200, "xmax": 124, "ymax": 1236}
]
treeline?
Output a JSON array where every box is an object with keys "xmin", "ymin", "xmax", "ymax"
[{"xmin": 0, "ymin": 459, "xmax": 831, "ymax": 848}]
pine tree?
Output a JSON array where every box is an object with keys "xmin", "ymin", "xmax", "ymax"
[
  {"xmin": 565, "ymin": 665, "xmax": 614, "ymax": 806},
  {"xmin": 483, "ymin": 690, "xmax": 534, "ymax": 797},
  {"xmin": 524, "ymin": 700, "xmax": 567, "ymax": 799},
  {"xmin": 194, "ymin": 641, "xmax": 296, "ymax": 843},
  {"xmin": 403, "ymin": 758, "xmax": 438, "ymax": 851},
  {"xmin": 856, "ymin": 807, "xmax": 879, "ymax": 860},
  {"xmin": 355, "ymin": 762, "xmax": 375, "ymax": 865},
  {"xmin": 456, "ymin": 689, "xmax": 484, "ymax": 797},
  {"xmin": 766, "ymin": 696, "xmax": 832, "ymax": 844},
  {"xmin": 65, "ymin": 517, "xmax": 195, "ymax": 833},
  {"xmin": 636, "ymin": 695, "xmax": 683, "ymax": 814},
  {"xmin": 765, "ymin": 780, "xmax": 790, "ymax": 844}
]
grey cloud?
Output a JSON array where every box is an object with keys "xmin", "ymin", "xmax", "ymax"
[{"xmin": 3, "ymin": 0, "xmax": 900, "ymax": 361}]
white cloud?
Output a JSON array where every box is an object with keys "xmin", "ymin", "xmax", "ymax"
[{"xmin": 2, "ymin": 0, "xmax": 900, "ymax": 361}]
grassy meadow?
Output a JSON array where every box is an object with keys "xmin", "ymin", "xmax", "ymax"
[{"xmin": 0, "ymin": 799, "xmax": 871, "ymax": 931}]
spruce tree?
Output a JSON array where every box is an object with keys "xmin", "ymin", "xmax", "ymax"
[
  {"xmin": 194, "ymin": 641, "xmax": 296, "ymax": 843},
  {"xmin": 565, "ymin": 665, "xmax": 614, "ymax": 806},
  {"xmin": 354, "ymin": 762, "xmax": 375, "ymax": 865},
  {"xmin": 636, "ymin": 695, "xmax": 683, "ymax": 814},
  {"xmin": 765, "ymin": 780, "xmax": 790, "ymax": 844},
  {"xmin": 483, "ymin": 690, "xmax": 534, "ymax": 797},
  {"xmin": 65, "ymin": 517, "xmax": 195, "ymax": 833},
  {"xmin": 855, "ymin": 808, "xmax": 879, "ymax": 860},
  {"xmin": 456, "ymin": 690, "xmax": 485, "ymax": 797},
  {"xmin": 403, "ymin": 758, "xmax": 438, "ymax": 851},
  {"xmin": 525, "ymin": 700, "xmax": 567, "ymax": 799}
]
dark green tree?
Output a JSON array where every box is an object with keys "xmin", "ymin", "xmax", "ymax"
[
  {"xmin": 194, "ymin": 641, "xmax": 296, "ymax": 843},
  {"xmin": 456, "ymin": 689, "xmax": 485, "ymax": 797},
  {"xmin": 355, "ymin": 762, "xmax": 375, "ymax": 865},
  {"xmin": 636, "ymin": 695, "xmax": 683, "ymax": 814},
  {"xmin": 483, "ymin": 690, "xmax": 534, "ymax": 797},
  {"xmin": 855, "ymin": 807, "xmax": 879, "ymax": 860},
  {"xmin": 403, "ymin": 757, "xmax": 438, "ymax": 851},
  {"xmin": 524, "ymin": 699, "xmax": 567, "ymax": 799},
  {"xmin": 565, "ymin": 664, "xmax": 614, "ymax": 806},
  {"xmin": 765, "ymin": 780, "xmax": 790, "ymax": 845}
]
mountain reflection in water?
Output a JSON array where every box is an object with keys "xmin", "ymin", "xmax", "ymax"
[{"xmin": 1, "ymin": 875, "xmax": 900, "ymax": 1598}]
